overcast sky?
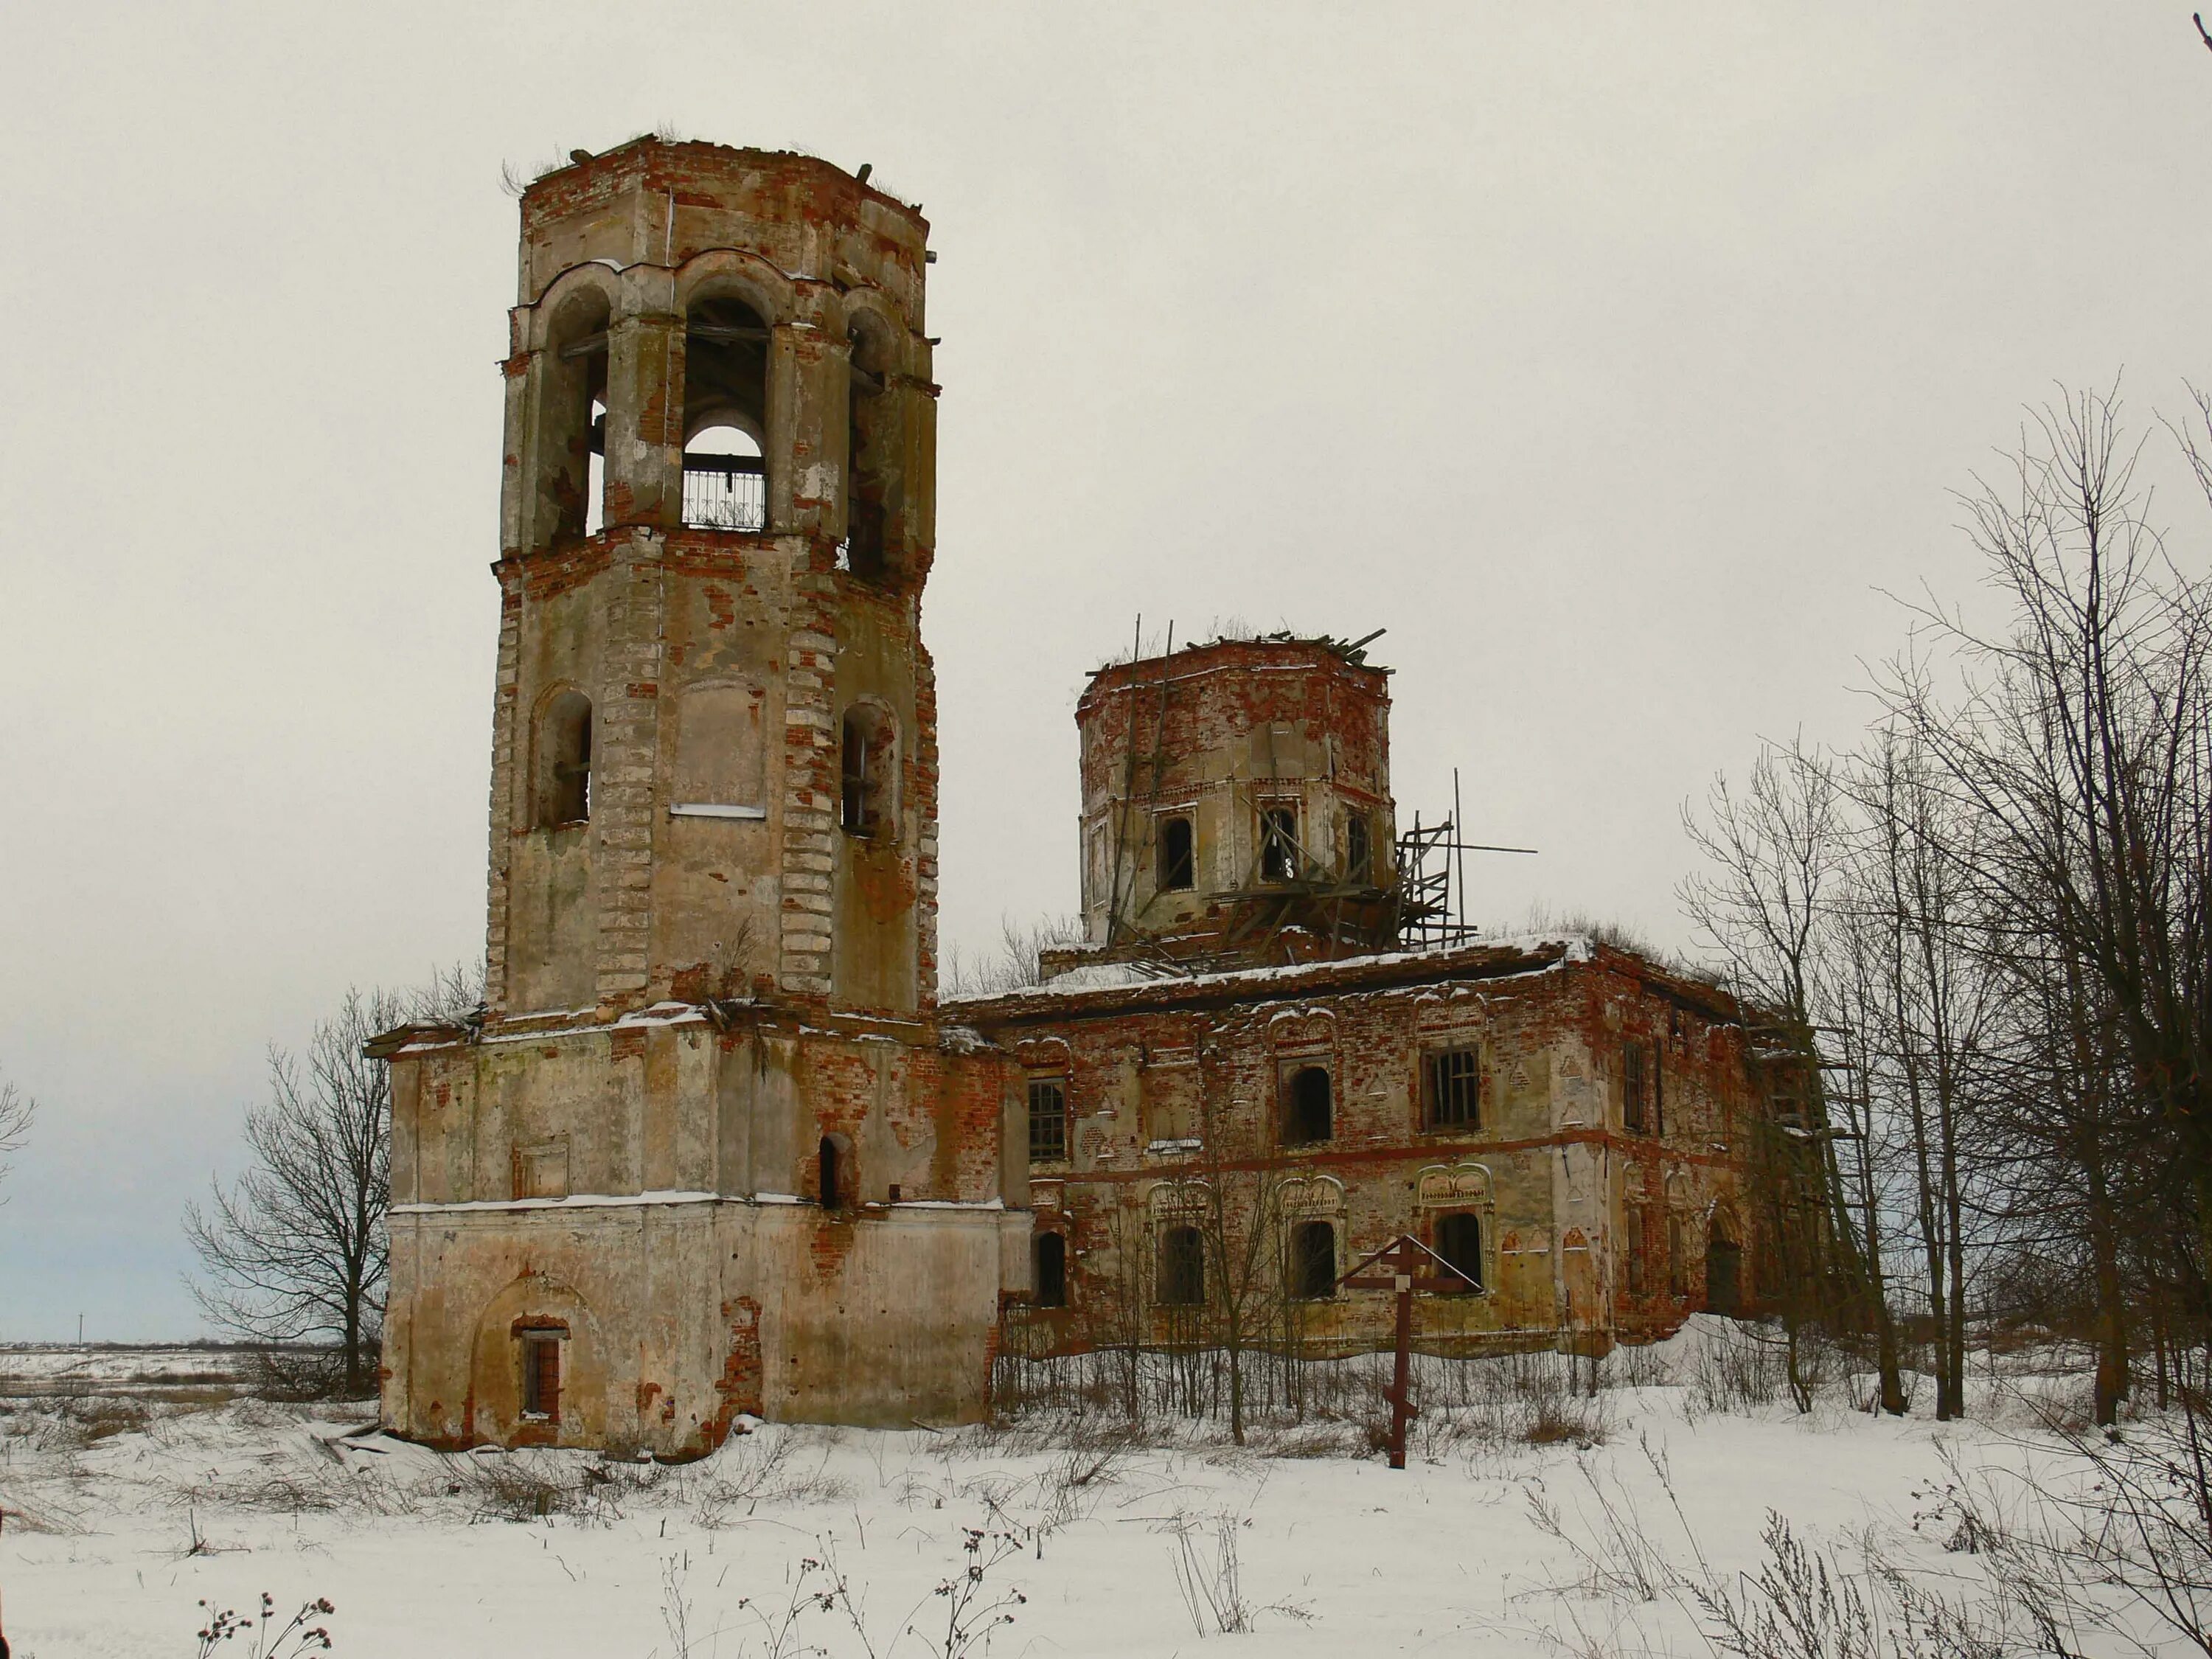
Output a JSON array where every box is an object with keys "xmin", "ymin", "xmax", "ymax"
[{"xmin": 4, "ymin": 2, "xmax": 2208, "ymax": 1340}]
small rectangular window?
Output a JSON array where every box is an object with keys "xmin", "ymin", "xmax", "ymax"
[
  {"xmin": 1426, "ymin": 1048, "xmax": 1480, "ymax": 1130},
  {"xmin": 1259, "ymin": 806, "xmax": 1300, "ymax": 883},
  {"xmin": 1623, "ymin": 1042, "xmax": 1649, "ymax": 1134},
  {"xmin": 521, "ymin": 1331, "xmax": 561, "ymax": 1419},
  {"xmin": 1158, "ymin": 815, "xmax": 1195, "ymax": 891},
  {"xmin": 1028, "ymin": 1079, "xmax": 1068, "ymax": 1164}
]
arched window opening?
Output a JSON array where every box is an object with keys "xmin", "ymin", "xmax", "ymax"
[
  {"xmin": 1666, "ymin": 1212, "xmax": 1689, "ymax": 1298},
  {"xmin": 1345, "ymin": 813, "xmax": 1371, "ymax": 884},
  {"xmin": 1158, "ymin": 815, "xmax": 1195, "ymax": 892},
  {"xmin": 683, "ymin": 294, "xmax": 770, "ymax": 532},
  {"xmin": 1259, "ymin": 805, "xmax": 1301, "ymax": 883},
  {"xmin": 1158, "ymin": 1224, "xmax": 1205, "ymax": 1307},
  {"xmin": 545, "ymin": 292, "xmax": 611, "ymax": 547},
  {"xmin": 1033, "ymin": 1232, "xmax": 1068, "ymax": 1308},
  {"xmin": 681, "ymin": 420, "xmax": 765, "ymax": 532},
  {"xmin": 843, "ymin": 316, "xmax": 896, "ymax": 581},
  {"xmin": 1283, "ymin": 1065, "xmax": 1332, "ymax": 1146},
  {"xmin": 1435, "ymin": 1211, "xmax": 1483, "ymax": 1291},
  {"xmin": 818, "ymin": 1135, "xmax": 847, "ymax": 1211},
  {"xmin": 1290, "ymin": 1220, "xmax": 1336, "ymax": 1300},
  {"xmin": 1706, "ymin": 1217, "xmax": 1742, "ymax": 1315},
  {"xmin": 840, "ymin": 705, "xmax": 896, "ymax": 838},
  {"xmin": 1027, "ymin": 1079, "xmax": 1068, "ymax": 1164},
  {"xmin": 536, "ymin": 690, "xmax": 594, "ymax": 828}
]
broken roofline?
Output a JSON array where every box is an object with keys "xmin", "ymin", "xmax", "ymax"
[
  {"xmin": 949, "ymin": 936, "xmax": 1756, "ymax": 1028},
  {"xmin": 1079, "ymin": 633, "xmax": 1392, "ymax": 704}
]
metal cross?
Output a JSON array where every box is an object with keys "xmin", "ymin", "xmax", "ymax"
[{"xmin": 1338, "ymin": 1234, "xmax": 1476, "ymax": 1470}]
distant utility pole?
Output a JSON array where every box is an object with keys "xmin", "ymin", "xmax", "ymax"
[{"xmin": 77, "ymin": 1312, "xmax": 84, "ymax": 1346}]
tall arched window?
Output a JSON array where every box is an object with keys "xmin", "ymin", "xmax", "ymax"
[
  {"xmin": 1158, "ymin": 1224, "xmax": 1205, "ymax": 1307},
  {"xmin": 1290, "ymin": 1220, "xmax": 1336, "ymax": 1299},
  {"xmin": 684, "ymin": 293, "xmax": 771, "ymax": 531},
  {"xmin": 840, "ymin": 705, "xmax": 896, "ymax": 838},
  {"xmin": 1283, "ymin": 1065, "xmax": 1332, "ymax": 1145},
  {"xmin": 844, "ymin": 312, "xmax": 897, "ymax": 581},
  {"xmin": 543, "ymin": 290, "xmax": 610, "ymax": 547},
  {"xmin": 1344, "ymin": 813, "xmax": 1371, "ymax": 883},
  {"xmin": 818, "ymin": 1134, "xmax": 851, "ymax": 1211},
  {"xmin": 1158, "ymin": 815, "xmax": 1195, "ymax": 892},
  {"xmin": 1033, "ymin": 1232, "xmax": 1068, "ymax": 1308},
  {"xmin": 1435, "ymin": 1212, "xmax": 1483, "ymax": 1290},
  {"xmin": 535, "ymin": 690, "xmax": 593, "ymax": 827}
]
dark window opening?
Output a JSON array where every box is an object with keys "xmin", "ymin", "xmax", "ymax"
[
  {"xmin": 1028, "ymin": 1079, "xmax": 1068, "ymax": 1164},
  {"xmin": 1290, "ymin": 1220, "xmax": 1336, "ymax": 1299},
  {"xmin": 1345, "ymin": 813, "xmax": 1371, "ymax": 883},
  {"xmin": 1666, "ymin": 1213, "xmax": 1688, "ymax": 1297},
  {"xmin": 844, "ymin": 317, "xmax": 894, "ymax": 581},
  {"xmin": 684, "ymin": 294, "xmax": 771, "ymax": 532},
  {"xmin": 1435, "ymin": 1211, "xmax": 1483, "ymax": 1291},
  {"xmin": 544, "ymin": 291, "xmax": 609, "ymax": 548},
  {"xmin": 1623, "ymin": 1041, "xmax": 1652, "ymax": 1135},
  {"xmin": 1158, "ymin": 1224, "xmax": 1205, "ymax": 1307},
  {"xmin": 1158, "ymin": 815, "xmax": 1195, "ymax": 892},
  {"xmin": 841, "ymin": 706, "xmax": 894, "ymax": 838},
  {"xmin": 1034, "ymin": 1232, "xmax": 1067, "ymax": 1307},
  {"xmin": 1627, "ymin": 1207, "xmax": 1649, "ymax": 1297},
  {"xmin": 1284, "ymin": 1065, "xmax": 1332, "ymax": 1146},
  {"xmin": 1426, "ymin": 1048, "xmax": 1480, "ymax": 1130},
  {"xmin": 538, "ymin": 690, "xmax": 593, "ymax": 827},
  {"xmin": 1706, "ymin": 1219, "xmax": 1742, "ymax": 1315},
  {"xmin": 818, "ymin": 1135, "xmax": 844, "ymax": 1210},
  {"xmin": 1259, "ymin": 806, "xmax": 1301, "ymax": 883},
  {"xmin": 521, "ymin": 1331, "xmax": 562, "ymax": 1419}
]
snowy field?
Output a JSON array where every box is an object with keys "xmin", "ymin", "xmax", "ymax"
[{"xmin": 0, "ymin": 1324, "xmax": 2192, "ymax": 1658}]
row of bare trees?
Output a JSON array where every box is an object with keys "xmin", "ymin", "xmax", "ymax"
[{"xmin": 1685, "ymin": 384, "xmax": 2211, "ymax": 1426}]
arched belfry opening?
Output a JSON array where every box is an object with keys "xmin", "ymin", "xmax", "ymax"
[
  {"xmin": 843, "ymin": 310, "xmax": 897, "ymax": 581},
  {"xmin": 543, "ymin": 289, "xmax": 611, "ymax": 546},
  {"xmin": 683, "ymin": 418, "xmax": 765, "ymax": 532},
  {"xmin": 683, "ymin": 293, "xmax": 771, "ymax": 532}
]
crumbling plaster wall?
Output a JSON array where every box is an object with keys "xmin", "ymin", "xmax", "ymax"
[
  {"xmin": 385, "ymin": 1198, "xmax": 1018, "ymax": 1453},
  {"xmin": 384, "ymin": 1011, "xmax": 1026, "ymax": 1449},
  {"xmin": 1075, "ymin": 641, "xmax": 1395, "ymax": 944},
  {"xmin": 971, "ymin": 948, "xmax": 1764, "ymax": 1358}
]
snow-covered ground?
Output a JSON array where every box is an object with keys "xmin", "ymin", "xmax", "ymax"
[{"xmin": 0, "ymin": 1325, "xmax": 2185, "ymax": 1657}]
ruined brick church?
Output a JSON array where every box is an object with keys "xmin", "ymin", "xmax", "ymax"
[{"xmin": 374, "ymin": 139, "xmax": 1781, "ymax": 1457}]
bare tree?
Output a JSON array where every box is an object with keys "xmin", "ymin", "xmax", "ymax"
[
  {"xmin": 185, "ymin": 966, "xmax": 481, "ymax": 1396},
  {"xmin": 943, "ymin": 914, "xmax": 1086, "ymax": 999},
  {"xmin": 1683, "ymin": 737, "xmax": 1909, "ymax": 1413},
  {"xmin": 0, "ymin": 1068, "xmax": 37, "ymax": 1198},
  {"xmin": 1186, "ymin": 1046, "xmax": 1288, "ymax": 1446}
]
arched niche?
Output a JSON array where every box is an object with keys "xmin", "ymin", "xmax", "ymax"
[{"xmin": 466, "ymin": 1273, "xmax": 608, "ymax": 1448}]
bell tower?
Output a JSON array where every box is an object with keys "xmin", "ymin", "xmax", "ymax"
[
  {"xmin": 380, "ymin": 141, "xmax": 1024, "ymax": 1455},
  {"xmin": 489, "ymin": 137, "xmax": 941, "ymax": 1019}
]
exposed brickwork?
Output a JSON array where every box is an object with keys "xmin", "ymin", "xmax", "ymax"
[
  {"xmin": 382, "ymin": 139, "xmax": 1012, "ymax": 1455},
  {"xmin": 960, "ymin": 941, "xmax": 1774, "ymax": 1360},
  {"xmin": 1062, "ymin": 637, "xmax": 1400, "ymax": 972}
]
